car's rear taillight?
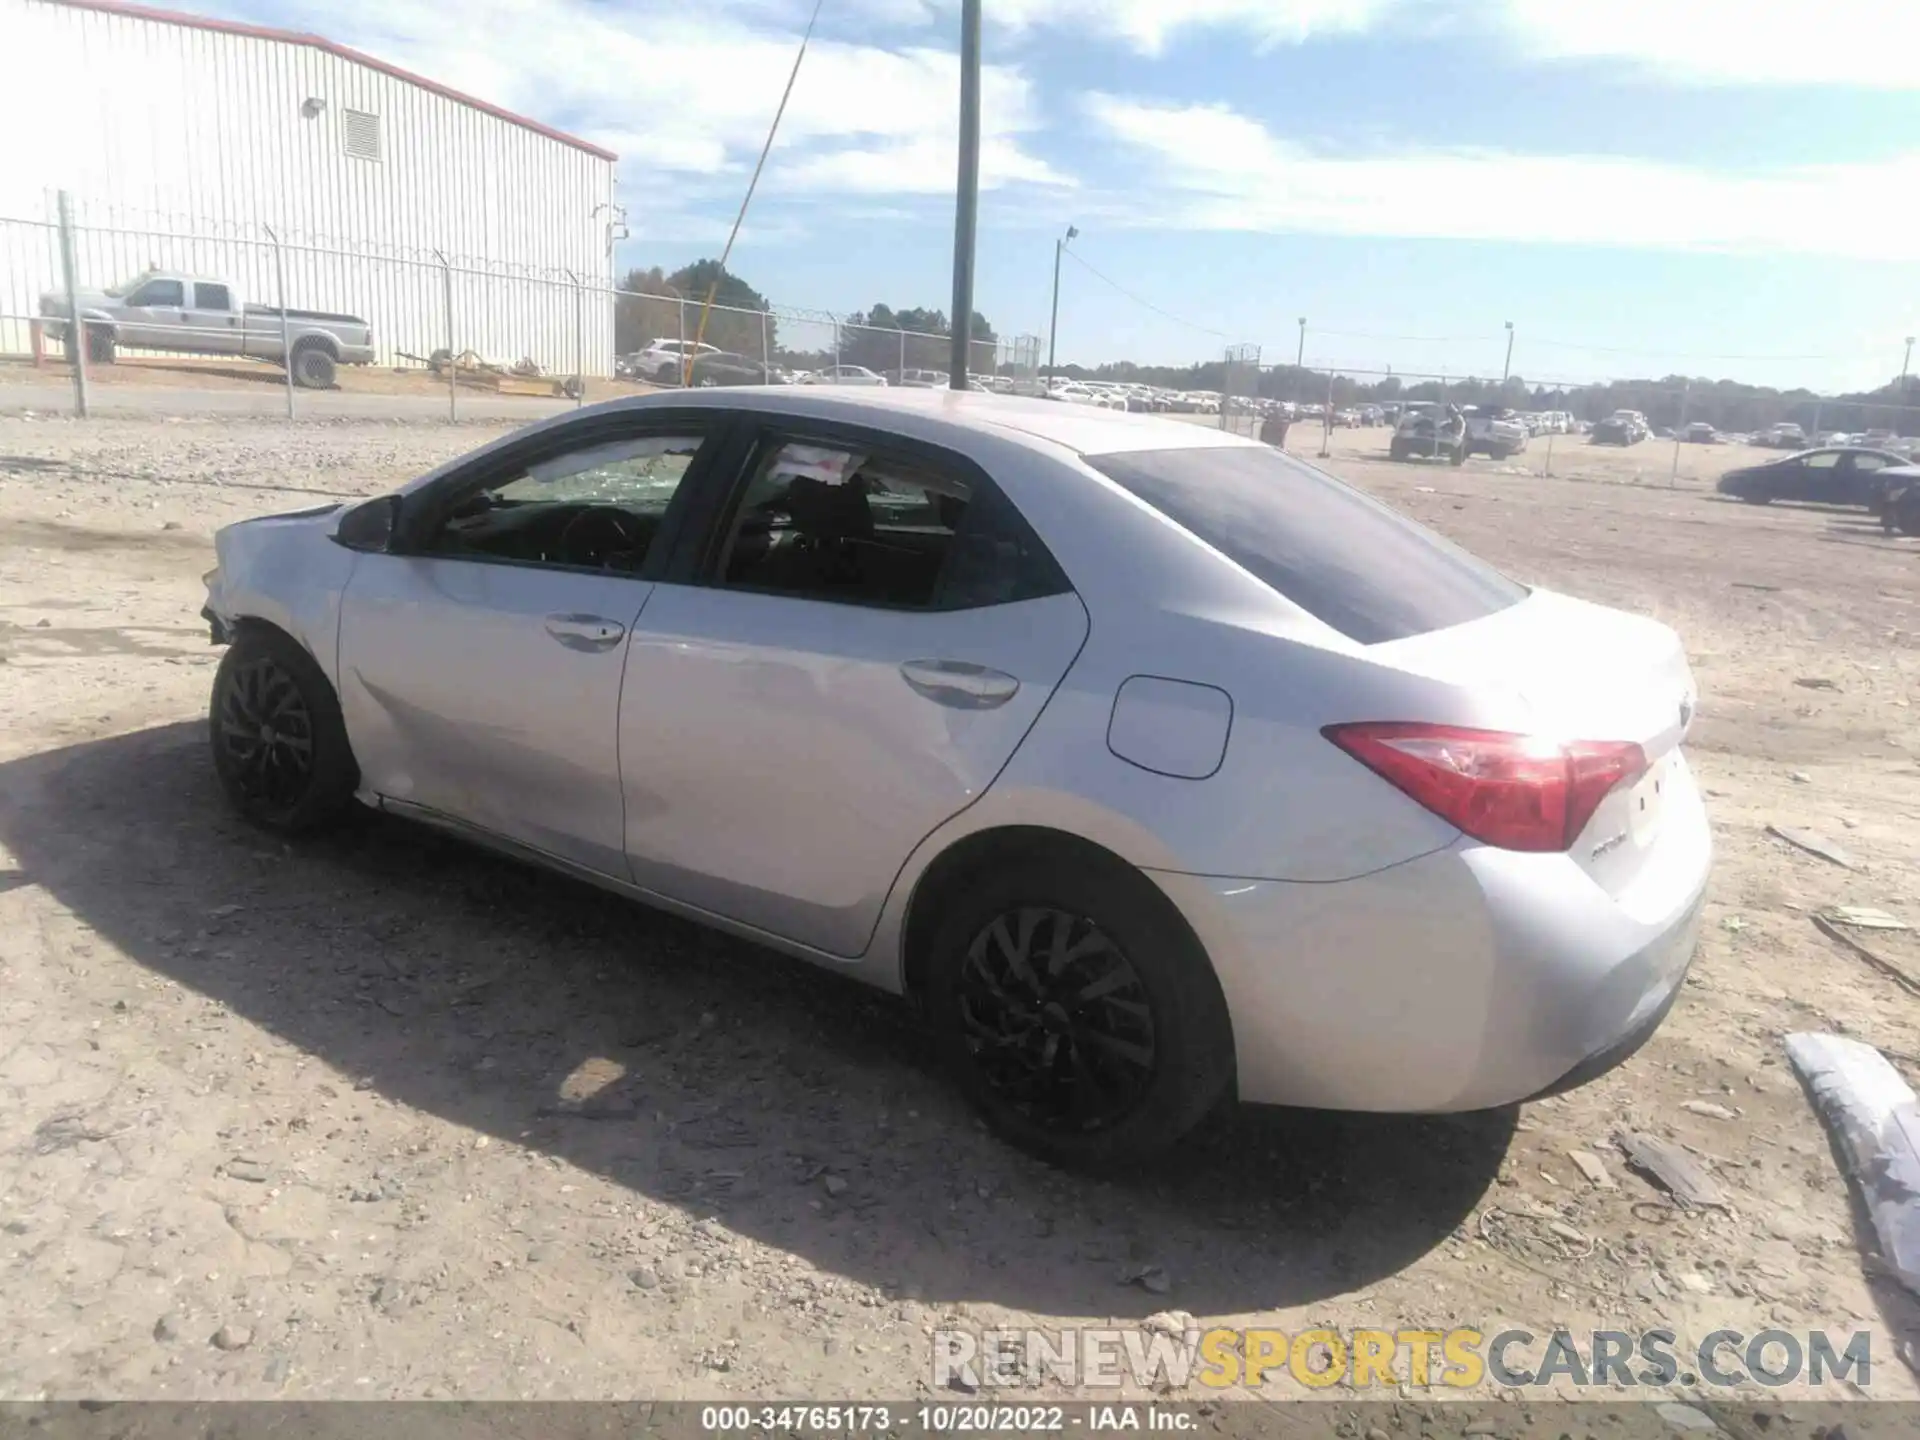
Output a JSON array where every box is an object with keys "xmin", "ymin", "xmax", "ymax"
[{"xmin": 1322, "ymin": 722, "xmax": 1649, "ymax": 853}]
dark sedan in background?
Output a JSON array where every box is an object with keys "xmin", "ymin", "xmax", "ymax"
[
  {"xmin": 1716, "ymin": 447, "xmax": 1907, "ymax": 509},
  {"xmin": 688, "ymin": 352, "xmax": 776, "ymax": 387}
]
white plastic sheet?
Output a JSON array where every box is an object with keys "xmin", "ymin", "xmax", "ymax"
[{"xmin": 1785, "ymin": 1031, "xmax": 1920, "ymax": 1298}]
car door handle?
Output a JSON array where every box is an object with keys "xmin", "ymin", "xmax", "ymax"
[
  {"xmin": 899, "ymin": 658, "xmax": 1019, "ymax": 710},
  {"xmin": 543, "ymin": 613, "xmax": 626, "ymax": 652}
]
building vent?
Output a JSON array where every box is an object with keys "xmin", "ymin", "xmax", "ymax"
[{"xmin": 343, "ymin": 108, "xmax": 382, "ymax": 161}]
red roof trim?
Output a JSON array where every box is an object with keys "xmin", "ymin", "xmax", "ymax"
[{"xmin": 44, "ymin": 0, "xmax": 619, "ymax": 162}]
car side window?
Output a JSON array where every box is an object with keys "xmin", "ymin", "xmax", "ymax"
[
  {"xmin": 194, "ymin": 283, "xmax": 232, "ymax": 310},
  {"xmin": 420, "ymin": 432, "xmax": 705, "ymax": 575},
  {"xmin": 1803, "ymin": 452, "xmax": 1841, "ymax": 469},
  {"xmin": 129, "ymin": 279, "xmax": 183, "ymax": 307},
  {"xmin": 1853, "ymin": 454, "xmax": 1889, "ymax": 472},
  {"xmin": 710, "ymin": 438, "xmax": 1069, "ymax": 610}
]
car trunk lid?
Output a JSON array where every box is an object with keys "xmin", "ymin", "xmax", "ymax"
[{"xmin": 1368, "ymin": 588, "xmax": 1698, "ymax": 900}]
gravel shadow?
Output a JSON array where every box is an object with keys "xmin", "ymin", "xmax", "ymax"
[{"xmin": 0, "ymin": 721, "xmax": 1512, "ymax": 1319}]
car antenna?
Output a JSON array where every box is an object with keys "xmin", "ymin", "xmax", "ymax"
[{"xmin": 682, "ymin": 0, "xmax": 825, "ymax": 384}]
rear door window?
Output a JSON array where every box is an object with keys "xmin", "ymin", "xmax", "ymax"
[{"xmin": 1088, "ymin": 444, "xmax": 1526, "ymax": 644}]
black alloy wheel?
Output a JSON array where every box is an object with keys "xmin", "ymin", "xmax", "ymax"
[
  {"xmin": 955, "ymin": 905, "xmax": 1158, "ymax": 1133},
  {"xmin": 216, "ymin": 651, "xmax": 316, "ymax": 813},
  {"xmin": 208, "ymin": 627, "xmax": 358, "ymax": 833}
]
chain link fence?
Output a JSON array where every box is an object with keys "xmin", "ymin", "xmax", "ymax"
[
  {"xmin": 0, "ymin": 196, "xmax": 1048, "ymax": 419},
  {"xmin": 5, "ymin": 196, "xmax": 1915, "ymax": 442}
]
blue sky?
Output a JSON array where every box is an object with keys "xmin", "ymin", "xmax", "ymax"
[{"xmin": 215, "ymin": 0, "xmax": 1919, "ymax": 391}]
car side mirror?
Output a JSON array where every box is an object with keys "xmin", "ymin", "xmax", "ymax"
[{"xmin": 336, "ymin": 494, "xmax": 401, "ymax": 553}]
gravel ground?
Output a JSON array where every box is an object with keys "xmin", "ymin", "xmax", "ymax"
[{"xmin": 1, "ymin": 412, "xmax": 1918, "ymax": 1404}]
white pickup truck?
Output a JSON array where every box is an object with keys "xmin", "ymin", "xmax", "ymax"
[{"xmin": 39, "ymin": 269, "xmax": 374, "ymax": 388}]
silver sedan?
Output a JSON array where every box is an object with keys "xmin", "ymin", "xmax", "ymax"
[{"xmin": 202, "ymin": 388, "xmax": 1710, "ymax": 1168}]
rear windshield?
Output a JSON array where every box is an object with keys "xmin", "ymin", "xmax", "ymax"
[{"xmin": 1088, "ymin": 445, "xmax": 1527, "ymax": 644}]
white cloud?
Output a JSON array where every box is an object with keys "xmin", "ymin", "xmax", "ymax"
[
  {"xmin": 1496, "ymin": 0, "xmax": 1920, "ymax": 88},
  {"xmin": 221, "ymin": 0, "xmax": 1065, "ymax": 197},
  {"xmin": 1084, "ymin": 94, "xmax": 1920, "ymax": 260},
  {"xmin": 957, "ymin": 0, "xmax": 1394, "ymax": 55}
]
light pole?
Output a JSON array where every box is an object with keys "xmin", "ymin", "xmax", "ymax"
[
  {"xmin": 1046, "ymin": 224, "xmax": 1078, "ymax": 382},
  {"xmin": 1296, "ymin": 317, "xmax": 1306, "ymax": 368},
  {"xmin": 1503, "ymin": 320, "xmax": 1515, "ymax": 384},
  {"xmin": 1904, "ymin": 336, "xmax": 1914, "ymax": 388},
  {"xmin": 948, "ymin": 0, "xmax": 982, "ymax": 390}
]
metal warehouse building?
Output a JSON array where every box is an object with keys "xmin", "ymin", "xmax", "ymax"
[{"xmin": 0, "ymin": 0, "xmax": 619, "ymax": 375}]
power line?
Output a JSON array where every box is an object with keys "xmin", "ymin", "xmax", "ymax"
[{"xmin": 1061, "ymin": 249, "xmax": 1228, "ymax": 339}]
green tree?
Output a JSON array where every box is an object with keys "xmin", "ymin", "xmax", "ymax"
[{"xmin": 614, "ymin": 260, "xmax": 776, "ymax": 370}]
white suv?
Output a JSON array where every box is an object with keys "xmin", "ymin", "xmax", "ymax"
[{"xmin": 630, "ymin": 340, "xmax": 720, "ymax": 385}]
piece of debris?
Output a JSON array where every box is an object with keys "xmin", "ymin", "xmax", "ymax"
[
  {"xmin": 1655, "ymin": 1402, "xmax": 1720, "ymax": 1433},
  {"xmin": 1141, "ymin": 1310, "xmax": 1196, "ymax": 1337},
  {"xmin": 1567, "ymin": 1149, "xmax": 1617, "ymax": 1189},
  {"xmin": 1682, "ymin": 1101, "xmax": 1739, "ymax": 1120},
  {"xmin": 1785, "ymin": 1033, "xmax": 1920, "ymax": 1300},
  {"xmin": 1616, "ymin": 1131, "xmax": 1729, "ymax": 1210},
  {"xmin": 210, "ymin": 1324, "xmax": 253, "ymax": 1352},
  {"xmin": 1732, "ymin": 582, "xmax": 1780, "ymax": 592},
  {"xmin": 225, "ymin": 1159, "xmax": 269, "ymax": 1183},
  {"xmin": 1794, "ymin": 677, "xmax": 1838, "ymax": 690},
  {"xmin": 1463, "ymin": 1421, "xmax": 1501, "ymax": 1438},
  {"xmin": 1789, "ymin": 770, "xmax": 1812, "ymax": 784},
  {"xmin": 153, "ymin": 1315, "xmax": 180, "ymax": 1343},
  {"xmin": 1548, "ymin": 1221, "xmax": 1587, "ymax": 1245},
  {"xmin": 1823, "ymin": 906, "xmax": 1909, "ymax": 932},
  {"xmin": 1121, "ymin": 1263, "xmax": 1171, "ymax": 1295},
  {"xmin": 1677, "ymin": 1271, "xmax": 1714, "ymax": 1294},
  {"xmin": 1766, "ymin": 824, "xmax": 1856, "ymax": 870},
  {"xmin": 1721, "ymin": 915, "xmax": 1746, "ymax": 933},
  {"xmin": 1811, "ymin": 914, "xmax": 1920, "ymax": 997},
  {"xmin": 822, "ymin": 1175, "xmax": 848, "ymax": 1198}
]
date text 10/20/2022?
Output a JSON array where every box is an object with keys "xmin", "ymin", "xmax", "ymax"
[{"xmin": 699, "ymin": 1406, "xmax": 1192, "ymax": 1432}]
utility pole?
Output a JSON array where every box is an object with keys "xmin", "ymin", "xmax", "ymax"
[
  {"xmin": 1046, "ymin": 224, "xmax": 1078, "ymax": 381},
  {"xmin": 1296, "ymin": 317, "xmax": 1306, "ymax": 368},
  {"xmin": 948, "ymin": 0, "xmax": 981, "ymax": 391},
  {"xmin": 1503, "ymin": 321, "xmax": 1515, "ymax": 384},
  {"xmin": 1904, "ymin": 336, "xmax": 1914, "ymax": 388}
]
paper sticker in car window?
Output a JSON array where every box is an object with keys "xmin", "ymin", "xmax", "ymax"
[{"xmin": 769, "ymin": 444, "xmax": 866, "ymax": 486}]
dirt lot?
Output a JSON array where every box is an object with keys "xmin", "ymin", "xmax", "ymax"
[{"xmin": 0, "ymin": 411, "xmax": 1917, "ymax": 1405}]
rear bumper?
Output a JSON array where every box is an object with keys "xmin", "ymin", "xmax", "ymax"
[{"xmin": 1150, "ymin": 776, "xmax": 1711, "ymax": 1112}]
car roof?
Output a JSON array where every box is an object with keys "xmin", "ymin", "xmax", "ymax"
[{"xmin": 618, "ymin": 385, "xmax": 1255, "ymax": 458}]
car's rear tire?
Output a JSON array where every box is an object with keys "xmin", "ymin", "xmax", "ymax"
[
  {"xmin": 289, "ymin": 340, "xmax": 337, "ymax": 389},
  {"xmin": 920, "ymin": 851, "xmax": 1235, "ymax": 1171},
  {"xmin": 209, "ymin": 626, "xmax": 359, "ymax": 834}
]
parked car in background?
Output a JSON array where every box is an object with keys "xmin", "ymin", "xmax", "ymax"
[
  {"xmin": 200, "ymin": 386, "xmax": 1709, "ymax": 1167},
  {"xmin": 1591, "ymin": 411, "xmax": 1650, "ymax": 446},
  {"xmin": 889, "ymin": 368, "xmax": 949, "ymax": 389},
  {"xmin": 1462, "ymin": 406, "xmax": 1530, "ymax": 459},
  {"xmin": 1389, "ymin": 402, "xmax": 1468, "ymax": 465},
  {"xmin": 39, "ymin": 268, "xmax": 373, "ymax": 388},
  {"xmin": 798, "ymin": 365, "xmax": 887, "ymax": 387},
  {"xmin": 629, "ymin": 339, "xmax": 722, "ymax": 384},
  {"xmin": 687, "ymin": 352, "xmax": 775, "ymax": 387},
  {"xmin": 1684, "ymin": 423, "xmax": 1717, "ymax": 444},
  {"xmin": 1760, "ymin": 422, "xmax": 1807, "ymax": 450},
  {"xmin": 1715, "ymin": 447, "xmax": 1907, "ymax": 508}
]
